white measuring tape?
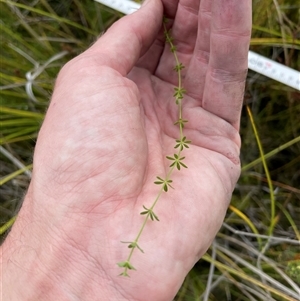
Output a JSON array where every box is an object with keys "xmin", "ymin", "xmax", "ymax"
[
  {"xmin": 248, "ymin": 51, "xmax": 299, "ymax": 90},
  {"xmin": 94, "ymin": 0, "xmax": 140, "ymax": 14},
  {"xmin": 94, "ymin": 0, "xmax": 300, "ymax": 90}
]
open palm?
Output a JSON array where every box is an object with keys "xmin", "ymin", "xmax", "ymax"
[{"xmin": 11, "ymin": 0, "xmax": 252, "ymax": 300}]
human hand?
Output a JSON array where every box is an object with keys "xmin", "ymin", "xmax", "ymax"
[{"xmin": 2, "ymin": 0, "xmax": 252, "ymax": 300}]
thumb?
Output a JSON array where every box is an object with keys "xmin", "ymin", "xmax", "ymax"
[{"xmin": 86, "ymin": 0, "xmax": 163, "ymax": 76}]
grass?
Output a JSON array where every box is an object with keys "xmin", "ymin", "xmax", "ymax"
[{"xmin": 1, "ymin": 0, "xmax": 299, "ymax": 300}]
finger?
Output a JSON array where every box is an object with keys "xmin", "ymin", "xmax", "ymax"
[
  {"xmin": 184, "ymin": 0, "xmax": 212, "ymax": 101},
  {"xmin": 135, "ymin": 25, "xmax": 166, "ymax": 74},
  {"xmin": 83, "ymin": 0, "xmax": 163, "ymax": 76},
  {"xmin": 161, "ymin": 0, "xmax": 180, "ymax": 17},
  {"xmin": 154, "ymin": 0, "xmax": 200, "ymax": 84},
  {"xmin": 169, "ymin": 0, "xmax": 200, "ymax": 54},
  {"xmin": 135, "ymin": 0, "xmax": 179, "ymax": 74},
  {"xmin": 202, "ymin": 0, "xmax": 252, "ymax": 129}
]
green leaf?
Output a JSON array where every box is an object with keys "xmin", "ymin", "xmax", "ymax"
[
  {"xmin": 174, "ymin": 119, "xmax": 188, "ymax": 128},
  {"xmin": 173, "ymin": 87, "xmax": 186, "ymax": 101},
  {"xmin": 174, "ymin": 63, "xmax": 185, "ymax": 72},
  {"xmin": 154, "ymin": 176, "xmax": 173, "ymax": 191},
  {"xmin": 174, "ymin": 136, "xmax": 192, "ymax": 151},
  {"xmin": 140, "ymin": 205, "xmax": 150, "ymax": 215},
  {"xmin": 117, "ymin": 261, "xmax": 136, "ymax": 270},
  {"xmin": 117, "ymin": 261, "xmax": 127, "ymax": 268},
  {"xmin": 154, "ymin": 176, "xmax": 164, "ymax": 185},
  {"xmin": 151, "ymin": 211, "xmax": 160, "ymax": 221},
  {"xmin": 120, "ymin": 241, "xmax": 144, "ymax": 253},
  {"xmin": 128, "ymin": 242, "xmax": 144, "ymax": 253},
  {"xmin": 166, "ymin": 154, "xmax": 187, "ymax": 170},
  {"xmin": 166, "ymin": 155, "xmax": 175, "ymax": 161},
  {"xmin": 119, "ymin": 271, "xmax": 130, "ymax": 277},
  {"xmin": 128, "ymin": 262, "xmax": 136, "ymax": 270},
  {"xmin": 164, "ymin": 30, "xmax": 174, "ymax": 44},
  {"xmin": 180, "ymin": 162, "xmax": 188, "ymax": 169},
  {"xmin": 169, "ymin": 161, "xmax": 176, "ymax": 168},
  {"xmin": 140, "ymin": 206, "xmax": 159, "ymax": 222}
]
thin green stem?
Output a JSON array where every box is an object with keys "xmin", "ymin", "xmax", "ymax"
[
  {"xmin": 246, "ymin": 106, "xmax": 276, "ymax": 236},
  {"xmin": 121, "ymin": 164, "xmax": 177, "ymax": 276},
  {"xmin": 0, "ymin": 216, "xmax": 17, "ymax": 235},
  {"xmin": 164, "ymin": 22, "xmax": 184, "ymax": 138},
  {"xmin": 174, "ymin": 51, "xmax": 182, "ymax": 88},
  {"xmin": 179, "ymin": 102, "xmax": 183, "ymax": 138},
  {"xmin": 125, "ymin": 186, "xmax": 165, "ymax": 263},
  {"xmin": 241, "ymin": 135, "xmax": 300, "ymax": 171},
  {"xmin": 118, "ymin": 18, "xmax": 190, "ymax": 276}
]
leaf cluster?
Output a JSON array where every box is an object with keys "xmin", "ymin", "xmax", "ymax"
[
  {"xmin": 140, "ymin": 205, "xmax": 159, "ymax": 221},
  {"xmin": 174, "ymin": 136, "xmax": 191, "ymax": 151},
  {"xmin": 154, "ymin": 176, "xmax": 174, "ymax": 192},
  {"xmin": 166, "ymin": 154, "xmax": 187, "ymax": 170}
]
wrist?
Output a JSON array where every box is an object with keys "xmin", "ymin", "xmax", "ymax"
[{"xmin": 1, "ymin": 191, "xmax": 128, "ymax": 301}]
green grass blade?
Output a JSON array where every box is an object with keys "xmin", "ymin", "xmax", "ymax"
[
  {"xmin": 0, "ymin": 106, "xmax": 44, "ymax": 119},
  {"xmin": 0, "ymin": 216, "xmax": 17, "ymax": 235},
  {"xmin": 0, "ymin": 164, "xmax": 33, "ymax": 186},
  {"xmin": 242, "ymin": 136, "xmax": 300, "ymax": 172},
  {"xmin": 246, "ymin": 106, "xmax": 276, "ymax": 236}
]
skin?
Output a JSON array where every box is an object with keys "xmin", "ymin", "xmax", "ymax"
[{"xmin": 2, "ymin": 0, "xmax": 252, "ymax": 300}]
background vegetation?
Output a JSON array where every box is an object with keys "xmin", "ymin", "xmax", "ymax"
[{"xmin": 0, "ymin": 0, "xmax": 299, "ymax": 300}]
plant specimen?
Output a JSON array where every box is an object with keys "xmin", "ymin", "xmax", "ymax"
[{"xmin": 117, "ymin": 18, "xmax": 191, "ymax": 277}]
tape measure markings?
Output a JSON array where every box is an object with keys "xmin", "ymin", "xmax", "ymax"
[{"xmin": 248, "ymin": 51, "xmax": 299, "ymax": 90}]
